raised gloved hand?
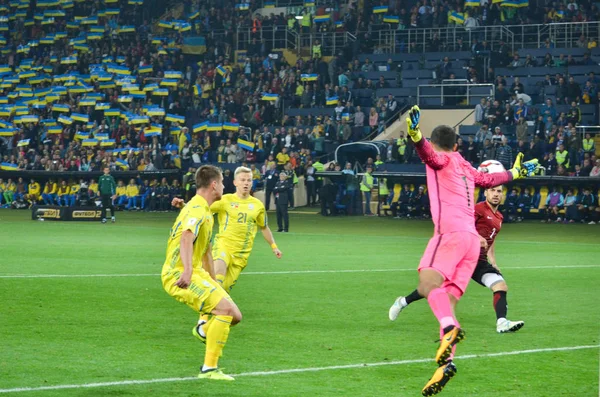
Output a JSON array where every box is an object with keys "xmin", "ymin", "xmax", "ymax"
[
  {"xmin": 509, "ymin": 152, "xmax": 540, "ymax": 179},
  {"xmin": 405, "ymin": 105, "xmax": 422, "ymax": 143}
]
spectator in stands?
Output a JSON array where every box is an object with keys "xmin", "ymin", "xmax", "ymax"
[
  {"xmin": 495, "ymin": 84, "xmax": 511, "ymax": 104},
  {"xmin": 354, "ymin": 106, "xmax": 365, "ymax": 128},
  {"xmin": 581, "ymin": 159, "xmax": 593, "ymax": 176},
  {"xmin": 475, "ymin": 124, "xmax": 492, "ymax": 148},
  {"xmin": 582, "ymin": 81, "xmax": 597, "ymax": 104},
  {"xmin": 369, "ymin": 108, "xmax": 379, "ymax": 134},
  {"xmin": 475, "ymin": 98, "xmax": 488, "ymax": 125},
  {"xmin": 495, "ymin": 136, "xmax": 513, "ymax": 169},
  {"xmin": 480, "ymin": 138, "xmax": 495, "ymax": 163},
  {"xmin": 510, "ymin": 77, "xmax": 525, "ymax": 95},
  {"xmin": 492, "ymin": 126, "xmax": 504, "ymax": 145},
  {"xmin": 386, "ymin": 94, "xmax": 398, "ymax": 121},
  {"xmin": 541, "ymin": 98, "xmax": 557, "ymax": 121},
  {"xmin": 513, "ymin": 98, "xmax": 529, "ymax": 122},
  {"xmin": 509, "ymin": 55, "xmax": 524, "ymax": 68},
  {"xmin": 567, "ymin": 77, "xmax": 582, "ymax": 103},
  {"xmin": 465, "ymin": 136, "xmax": 478, "ymax": 164},
  {"xmin": 567, "ymin": 102, "xmax": 582, "ymax": 125},
  {"xmin": 487, "ymin": 100, "xmax": 504, "ymax": 129},
  {"xmin": 556, "ymin": 77, "xmax": 569, "ymax": 104},
  {"xmin": 516, "ymin": 116, "xmax": 529, "ymax": 143},
  {"xmin": 590, "ymin": 159, "xmax": 600, "ymax": 177},
  {"xmin": 503, "ymin": 103, "xmax": 515, "ymax": 125},
  {"xmin": 555, "ymin": 144, "xmax": 570, "ymax": 170},
  {"xmin": 524, "ymin": 55, "xmax": 538, "ymax": 67},
  {"xmin": 542, "ymin": 186, "xmax": 565, "ymax": 223}
]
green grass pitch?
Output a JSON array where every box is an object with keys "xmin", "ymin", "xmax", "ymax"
[{"xmin": 0, "ymin": 209, "xmax": 598, "ymax": 396}]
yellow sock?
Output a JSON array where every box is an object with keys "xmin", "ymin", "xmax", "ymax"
[{"xmin": 204, "ymin": 315, "xmax": 232, "ymax": 368}]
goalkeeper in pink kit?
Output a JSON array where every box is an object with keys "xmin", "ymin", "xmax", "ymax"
[{"xmin": 402, "ymin": 107, "xmax": 539, "ymax": 396}]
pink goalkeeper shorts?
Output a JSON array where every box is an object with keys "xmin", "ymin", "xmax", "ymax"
[{"xmin": 418, "ymin": 231, "xmax": 480, "ymax": 298}]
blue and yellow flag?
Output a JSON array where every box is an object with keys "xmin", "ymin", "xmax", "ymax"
[
  {"xmin": 216, "ymin": 65, "xmax": 227, "ymax": 76},
  {"xmin": 301, "ymin": 73, "xmax": 318, "ymax": 81},
  {"xmin": 383, "ymin": 15, "xmax": 400, "ymax": 23},
  {"xmin": 450, "ymin": 11, "xmax": 465, "ymax": 24},
  {"xmin": 71, "ymin": 113, "xmax": 89, "ymax": 123},
  {"xmin": 235, "ymin": 3, "xmax": 249, "ymax": 11},
  {"xmin": 17, "ymin": 139, "xmax": 30, "ymax": 147},
  {"xmin": 237, "ymin": 139, "xmax": 254, "ymax": 151},
  {"xmin": 0, "ymin": 162, "xmax": 18, "ymax": 170},
  {"xmin": 82, "ymin": 139, "xmax": 98, "ymax": 147},
  {"xmin": 166, "ymin": 114, "xmax": 185, "ymax": 123},
  {"xmin": 326, "ymin": 96, "xmax": 338, "ymax": 105},
  {"xmin": 223, "ymin": 122, "xmax": 240, "ymax": 131},
  {"xmin": 314, "ymin": 14, "xmax": 330, "ymax": 22},
  {"xmin": 193, "ymin": 122, "xmax": 208, "ymax": 133},
  {"xmin": 465, "ymin": 0, "xmax": 479, "ymax": 6},
  {"xmin": 182, "ymin": 36, "xmax": 207, "ymax": 55},
  {"xmin": 115, "ymin": 159, "xmax": 129, "ymax": 170},
  {"xmin": 261, "ymin": 93, "xmax": 279, "ymax": 101},
  {"xmin": 373, "ymin": 6, "xmax": 388, "ymax": 13}
]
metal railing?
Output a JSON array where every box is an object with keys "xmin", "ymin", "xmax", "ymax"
[
  {"xmin": 235, "ymin": 26, "xmax": 298, "ymax": 54},
  {"xmin": 417, "ymin": 82, "xmax": 494, "ymax": 107},
  {"xmin": 233, "ymin": 21, "xmax": 600, "ymax": 56},
  {"xmin": 361, "ymin": 21, "xmax": 600, "ymax": 53},
  {"xmin": 234, "ymin": 27, "xmax": 356, "ymax": 58}
]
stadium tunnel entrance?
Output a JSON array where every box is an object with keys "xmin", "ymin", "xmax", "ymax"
[{"xmin": 334, "ymin": 142, "xmax": 388, "ymax": 168}]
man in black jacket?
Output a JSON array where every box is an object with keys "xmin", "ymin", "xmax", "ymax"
[
  {"xmin": 264, "ymin": 163, "xmax": 279, "ymax": 211},
  {"xmin": 274, "ymin": 173, "xmax": 291, "ymax": 232}
]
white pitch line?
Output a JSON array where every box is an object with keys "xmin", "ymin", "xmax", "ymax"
[
  {"xmin": 0, "ymin": 264, "xmax": 599, "ymax": 279},
  {"xmin": 0, "ymin": 344, "xmax": 597, "ymax": 394}
]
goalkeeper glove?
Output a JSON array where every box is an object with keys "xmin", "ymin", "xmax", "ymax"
[
  {"xmin": 405, "ymin": 105, "xmax": 422, "ymax": 143},
  {"xmin": 509, "ymin": 152, "xmax": 540, "ymax": 180}
]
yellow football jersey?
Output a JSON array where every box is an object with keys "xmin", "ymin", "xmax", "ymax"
[
  {"xmin": 211, "ymin": 194, "xmax": 266, "ymax": 258},
  {"xmin": 164, "ymin": 195, "xmax": 214, "ymax": 272}
]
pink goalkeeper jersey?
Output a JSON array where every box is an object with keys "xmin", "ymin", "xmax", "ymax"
[{"xmin": 414, "ymin": 138, "xmax": 513, "ymax": 235}]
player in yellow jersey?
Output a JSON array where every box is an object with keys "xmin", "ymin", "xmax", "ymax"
[
  {"xmin": 172, "ymin": 166, "xmax": 282, "ymax": 340},
  {"xmin": 162, "ymin": 165, "xmax": 242, "ymax": 381}
]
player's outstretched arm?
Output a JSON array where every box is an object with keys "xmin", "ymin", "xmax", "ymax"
[
  {"xmin": 472, "ymin": 152, "xmax": 540, "ymax": 188},
  {"xmin": 261, "ymin": 226, "xmax": 282, "ymax": 258},
  {"xmin": 406, "ymin": 105, "xmax": 449, "ymax": 170}
]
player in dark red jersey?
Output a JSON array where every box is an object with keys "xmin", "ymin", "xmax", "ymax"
[{"xmin": 389, "ymin": 185, "xmax": 524, "ymax": 334}]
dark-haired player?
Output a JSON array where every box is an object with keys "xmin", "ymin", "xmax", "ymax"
[
  {"xmin": 392, "ymin": 106, "xmax": 538, "ymax": 396},
  {"xmin": 390, "ymin": 185, "xmax": 525, "ymax": 334}
]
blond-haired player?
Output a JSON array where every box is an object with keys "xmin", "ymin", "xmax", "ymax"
[
  {"xmin": 162, "ymin": 165, "xmax": 242, "ymax": 381},
  {"xmin": 172, "ymin": 166, "xmax": 282, "ymax": 341}
]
